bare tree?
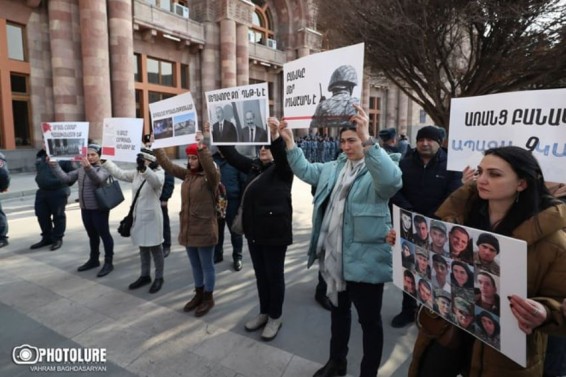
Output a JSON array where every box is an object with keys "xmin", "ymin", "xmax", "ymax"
[{"xmin": 317, "ymin": 0, "xmax": 566, "ymax": 129}]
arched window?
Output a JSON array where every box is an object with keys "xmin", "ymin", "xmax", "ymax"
[{"xmin": 249, "ymin": 2, "xmax": 275, "ymax": 47}]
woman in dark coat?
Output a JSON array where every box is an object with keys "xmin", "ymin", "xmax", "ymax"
[{"xmin": 212, "ymin": 118, "xmax": 293, "ymax": 341}]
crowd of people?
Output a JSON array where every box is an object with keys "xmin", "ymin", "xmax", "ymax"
[{"xmin": 1, "ymin": 102, "xmax": 566, "ymax": 377}]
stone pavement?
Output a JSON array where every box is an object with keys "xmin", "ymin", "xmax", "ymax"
[{"xmin": 0, "ymin": 168, "xmax": 417, "ymax": 377}]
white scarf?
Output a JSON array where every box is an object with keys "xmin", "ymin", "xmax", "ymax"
[{"xmin": 317, "ymin": 158, "xmax": 365, "ymax": 306}]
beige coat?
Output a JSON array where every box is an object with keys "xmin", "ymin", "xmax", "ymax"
[
  {"xmin": 409, "ymin": 184, "xmax": 566, "ymax": 377},
  {"xmin": 155, "ymin": 148, "xmax": 219, "ymax": 247}
]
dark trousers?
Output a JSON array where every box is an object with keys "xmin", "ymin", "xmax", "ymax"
[
  {"xmin": 35, "ymin": 188, "xmax": 70, "ymax": 242},
  {"xmin": 248, "ymin": 243, "xmax": 287, "ymax": 319},
  {"xmin": 215, "ymin": 198, "xmax": 243, "ymax": 261},
  {"xmin": 161, "ymin": 204, "xmax": 171, "ymax": 248},
  {"xmin": 81, "ymin": 209, "xmax": 114, "ymax": 263},
  {"xmin": 0, "ymin": 200, "xmax": 7, "ymax": 239},
  {"xmin": 316, "ymin": 271, "xmax": 327, "ymax": 296},
  {"xmin": 417, "ymin": 335, "xmax": 473, "ymax": 377},
  {"xmin": 402, "ymin": 291, "xmax": 418, "ymax": 313},
  {"xmin": 330, "ymin": 282, "xmax": 385, "ymax": 377}
]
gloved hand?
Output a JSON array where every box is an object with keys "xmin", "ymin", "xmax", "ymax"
[{"xmin": 136, "ymin": 155, "xmax": 146, "ymax": 172}]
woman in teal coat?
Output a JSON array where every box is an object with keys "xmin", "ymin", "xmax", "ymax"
[{"xmin": 278, "ymin": 104, "xmax": 402, "ymax": 377}]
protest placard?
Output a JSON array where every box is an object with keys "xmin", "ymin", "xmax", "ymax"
[
  {"xmin": 447, "ymin": 88, "xmax": 566, "ymax": 182},
  {"xmin": 41, "ymin": 122, "xmax": 89, "ymax": 161},
  {"xmin": 149, "ymin": 92, "xmax": 197, "ymax": 148},
  {"xmin": 100, "ymin": 118, "xmax": 143, "ymax": 162},
  {"xmin": 283, "ymin": 43, "xmax": 364, "ymax": 129},
  {"xmin": 392, "ymin": 205, "xmax": 527, "ymax": 367},
  {"xmin": 205, "ymin": 83, "xmax": 270, "ymax": 145}
]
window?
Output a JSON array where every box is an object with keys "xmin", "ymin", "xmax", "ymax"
[
  {"xmin": 7, "ymin": 23, "xmax": 25, "ymax": 61},
  {"xmin": 368, "ymin": 96, "xmax": 381, "ymax": 136},
  {"xmin": 134, "ymin": 54, "xmax": 141, "ymax": 82},
  {"xmin": 11, "ymin": 74, "xmax": 32, "ymax": 146},
  {"xmin": 180, "ymin": 64, "xmax": 189, "ymax": 89},
  {"xmin": 149, "ymin": 91, "xmax": 175, "ymax": 104},
  {"xmin": 147, "ymin": 57, "xmax": 174, "ymax": 86},
  {"xmin": 159, "ymin": 0, "xmax": 171, "ymax": 11},
  {"xmin": 419, "ymin": 109, "xmax": 427, "ymax": 124},
  {"xmin": 249, "ymin": 2, "xmax": 274, "ymax": 46}
]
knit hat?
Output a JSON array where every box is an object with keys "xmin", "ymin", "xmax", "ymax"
[
  {"xmin": 476, "ymin": 233, "xmax": 500, "ymax": 254},
  {"xmin": 416, "ymin": 126, "xmax": 443, "ymax": 145},
  {"xmin": 185, "ymin": 143, "xmax": 199, "ymax": 156},
  {"xmin": 138, "ymin": 148, "xmax": 156, "ymax": 162},
  {"xmin": 88, "ymin": 143, "xmax": 101, "ymax": 156},
  {"xmin": 378, "ymin": 127, "xmax": 396, "ymax": 142},
  {"xmin": 434, "ymin": 289, "xmax": 451, "ymax": 301},
  {"xmin": 430, "ymin": 220, "xmax": 447, "ymax": 234}
]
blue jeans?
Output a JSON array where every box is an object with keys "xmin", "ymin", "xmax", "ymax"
[
  {"xmin": 186, "ymin": 246, "xmax": 215, "ymax": 292},
  {"xmin": 330, "ymin": 282, "xmax": 385, "ymax": 377},
  {"xmin": 0, "ymin": 200, "xmax": 7, "ymax": 240},
  {"xmin": 81, "ymin": 209, "xmax": 114, "ymax": 263}
]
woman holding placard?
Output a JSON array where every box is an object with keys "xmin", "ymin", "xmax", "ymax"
[{"xmin": 409, "ymin": 146, "xmax": 566, "ymax": 377}]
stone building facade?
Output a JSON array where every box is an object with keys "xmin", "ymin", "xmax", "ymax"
[{"xmin": 0, "ymin": 0, "xmax": 431, "ymax": 171}]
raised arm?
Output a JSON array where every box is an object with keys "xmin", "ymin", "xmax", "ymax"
[
  {"xmin": 154, "ymin": 149, "xmax": 188, "ymax": 180},
  {"xmin": 102, "ymin": 160, "xmax": 135, "ymax": 183}
]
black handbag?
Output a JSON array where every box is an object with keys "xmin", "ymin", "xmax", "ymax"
[
  {"xmin": 95, "ymin": 176, "xmax": 124, "ymax": 210},
  {"xmin": 117, "ymin": 180, "xmax": 146, "ymax": 237}
]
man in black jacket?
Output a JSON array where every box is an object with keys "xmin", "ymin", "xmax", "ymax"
[
  {"xmin": 160, "ymin": 171, "xmax": 174, "ymax": 257},
  {"xmin": 390, "ymin": 125, "xmax": 463, "ymax": 327},
  {"xmin": 0, "ymin": 152, "xmax": 10, "ymax": 248},
  {"xmin": 31, "ymin": 149, "xmax": 75, "ymax": 251}
]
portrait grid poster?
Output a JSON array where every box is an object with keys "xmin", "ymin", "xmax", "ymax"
[
  {"xmin": 283, "ymin": 43, "xmax": 364, "ymax": 129},
  {"xmin": 391, "ymin": 205, "xmax": 528, "ymax": 367},
  {"xmin": 100, "ymin": 118, "xmax": 144, "ymax": 162},
  {"xmin": 149, "ymin": 92, "xmax": 198, "ymax": 148},
  {"xmin": 447, "ymin": 88, "xmax": 566, "ymax": 183},
  {"xmin": 205, "ymin": 82, "xmax": 270, "ymax": 146},
  {"xmin": 41, "ymin": 122, "xmax": 89, "ymax": 161}
]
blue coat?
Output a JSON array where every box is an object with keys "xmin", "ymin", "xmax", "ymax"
[{"xmin": 286, "ymin": 144, "xmax": 402, "ymax": 284}]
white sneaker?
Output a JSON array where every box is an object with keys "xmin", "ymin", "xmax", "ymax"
[
  {"xmin": 261, "ymin": 317, "xmax": 282, "ymax": 341},
  {"xmin": 244, "ymin": 314, "xmax": 268, "ymax": 332}
]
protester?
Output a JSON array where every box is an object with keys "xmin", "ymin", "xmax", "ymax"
[
  {"xmin": 50, "ymin": 144, "xmax": 115, "ymax": 277},
  {"xmin": 154, "ymin": 132, "xmax": 219, "ymax": 317},
  {"xmin": 212, "ymin": 149, "xmax": 246, "ymax": 271},
  {"xmin": 0, "ymin": 152, "xmax": 10, "ymax": 248},
  {"xmin": 213, "ymin": 118, "xmax": 293, "ymax": 341},
  {"xmin": 31, "ymin": 148, "xmax": 75, "ymax": 251},
  {"xmin": 281, "ymin": 104, "xmax": 402, "ymax": 377},
  {"xmin": 103, "ymin": 149, "xmax": 165, "ymax": 293},
  {"xmin": 160, "ymin": 171, "xmax": 174, "ymax": 258},
  {"xmin": 409, "ymin": 146, "xmax": 566, "ymax": 377},
  {"xmin": 378, "ymin": 127, "xmax": 399, "ymax": 154},
  {"xmin": 390, "ymin": 125, "xmax": 462, "ymax": 328}
]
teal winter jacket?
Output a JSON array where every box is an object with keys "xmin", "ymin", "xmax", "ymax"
[{"xmin": 286, "ymin": 144, "xmax": 402, "ymax": 284}]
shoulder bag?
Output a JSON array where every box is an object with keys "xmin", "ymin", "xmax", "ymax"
[
  {"xmin": 231, "ymin": 174, "xmax": 262, "ymax": 235},
  {"xmin": 118, "ymin": 180, "xmax": 146, "ymax": 237},
  {"xmin": 95, "ymin": 176, "xmax": 125, "ymax": 210}
]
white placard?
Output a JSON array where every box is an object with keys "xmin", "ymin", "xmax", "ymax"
[
  {"xmin": 392, "ymin": 205, "xmax": 527, "ymax": 367},
  {"xmin": 149, "ymin": 92, "xmax": 198, "ymax": 148},
  {"xmin": 447, "ymin": 88, "xmax": 566, "ymax": 183},
  {"xmin": 41, "ymin": 122, "xmax": 89, "ymax": 161},
  {"xmin": 100, "ymin": 118, "xmax": 143, "ymax": 162},
  {"xmin": 205, "ymin": 83, "xmax": 270, "ymax": 145},
  {"xmin": 283, "ymin": 43, "xmax": 364, "ymax": 129}
]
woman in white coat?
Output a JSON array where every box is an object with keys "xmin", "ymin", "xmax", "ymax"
[{"xmin": 103, "ymin": 148, "xmax": 165, "ymax": 293}]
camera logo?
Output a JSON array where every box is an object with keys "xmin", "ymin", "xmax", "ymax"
[{"xmin": 12, "ymin": 345, "xmax": 39, "ymax": 365}]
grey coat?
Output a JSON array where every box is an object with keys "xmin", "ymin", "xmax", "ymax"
[{"xmin": 51, "ymin": 162, "xmax": 109, "ymax": 210}]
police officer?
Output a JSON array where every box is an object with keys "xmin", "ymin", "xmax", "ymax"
[
  {"xmin": 0, "ymin": 152, "xmax": 10, "ymax": 248},
  {"xmin": 30, "ymin": 149, "xmax": 75, "ymax": 251}
]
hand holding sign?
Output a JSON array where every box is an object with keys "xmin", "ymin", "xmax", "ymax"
[
  {"xmin": 267, "ymin": 117, "xmax": 280, "ymax": 140},
  {"xmin": 350, "ymin": 104, "xmax": 371, "ymax": 143},
  {"xmin": 279, "ymin": 121, "xmax": 295, "ymax": 150}
]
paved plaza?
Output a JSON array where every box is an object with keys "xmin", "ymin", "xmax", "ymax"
[{"xmin": 0, "ymin": 167, "xmax": 416, "ymax": 377}]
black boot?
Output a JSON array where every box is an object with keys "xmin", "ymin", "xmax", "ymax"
[
  {"xmin": 149, "ymin": 278, "xmax": 164, "ymax": 294},
  {"xmin": 313, "ymin": 359, "xmax": 347, "ymax": 377},
  {"xmin": 129, "ymin": 276, "xmax": 151, "ymax": 290},
  {"xmin": 77, "ymin": 259, "xmax": 100, "ymax": 272},
  {"xmin": 97, "ymin": 262, "xmax": 114, "ymax": 277}
]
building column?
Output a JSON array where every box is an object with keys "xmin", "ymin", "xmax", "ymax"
[
  {"xmin": 398, "ymin": 90, "xmax": 409, "ymax": 134},
  {"xmin": 220, "ymin": 18, "xmax": 237, "ymax": 88},
  {"xmin": 386, "ymin": 85, "xmax": 399, "ymax": 129},
  {"xmin": 200, "ymin": 22, "xmax": 217, "ymax": 121},
  {"xmin": 236, "ymin": 23, "xmax": 249, "ymax": 86},
  {"xmin": 107, "ymin": 0, "xmax": 135, "ymax": 118},
  {"xmin": 78, "ymin": 0, "xmax": 112, "ymax": 141},
  {"xmin": 48, "ymin": 0, "xmax": 84, "ymax": 121}
]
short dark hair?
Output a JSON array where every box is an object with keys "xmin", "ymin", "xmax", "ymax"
[{"xmin": 414, "ymin": 215, "xmax": 427, "ymax": 226}]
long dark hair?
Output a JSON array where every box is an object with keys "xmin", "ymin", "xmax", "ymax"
[{"xmin": 466, "ymin": 146, "xmax": 559, "ymax": 236}]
